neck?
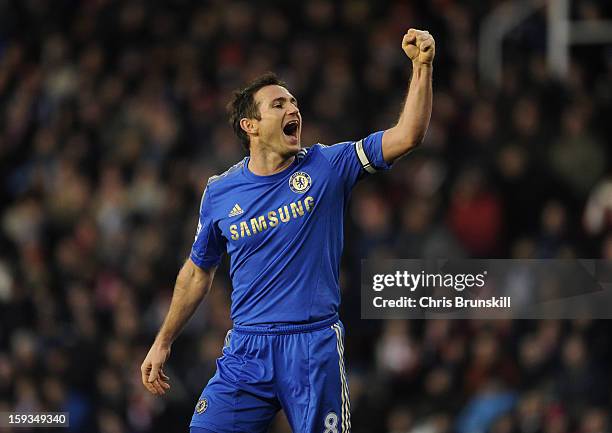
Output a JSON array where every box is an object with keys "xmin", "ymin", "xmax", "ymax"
[{"xmin": 248, "ymin": 144, "xmax": 296, "ymax": 176}]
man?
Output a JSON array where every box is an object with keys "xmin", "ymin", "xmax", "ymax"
[{"xmin": 141, "ymin": 28, "xmax": 435, "ymax": 432}]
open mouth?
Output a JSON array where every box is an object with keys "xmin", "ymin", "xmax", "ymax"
[{"xmin": 283, "ymin": 120, "xmax": 299, "ymax": 137}]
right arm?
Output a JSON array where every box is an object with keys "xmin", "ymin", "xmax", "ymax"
[{"xmin": 140, "ymin": 259, "xmax": 216, "ymax": 395}]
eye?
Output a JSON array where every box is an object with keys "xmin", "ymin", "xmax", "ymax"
[{"xmin": 273, "ymin": 103, "xmax": 282, "ymax": 108}]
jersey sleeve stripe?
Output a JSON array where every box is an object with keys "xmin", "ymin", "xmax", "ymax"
[{"xmin": 354, "ymin": 139, "xmax": 377, "ymax": 174}]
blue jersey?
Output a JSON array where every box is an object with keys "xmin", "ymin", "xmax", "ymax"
[{"xmin": 190, "ymin": 131, "xmax": 390, "ymax": 326}]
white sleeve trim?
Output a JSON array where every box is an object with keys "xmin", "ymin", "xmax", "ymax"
[{"xmin": 355, "ymin": 139, "xmax": 377, "ymax": 174}]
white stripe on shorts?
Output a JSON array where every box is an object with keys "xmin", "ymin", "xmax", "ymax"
[{"xmin": 332, "ymin": 323, "xmax": 351, "ymax": 432}]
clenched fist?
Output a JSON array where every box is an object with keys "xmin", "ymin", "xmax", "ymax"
[{"xmin": 402, "ymin": 29, "xmax": 435, "ymax": 66}]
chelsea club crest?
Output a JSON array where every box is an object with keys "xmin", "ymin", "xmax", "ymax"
[
  {"xmin": 195, "ymin": 398, "xmax": 208, "ymax": 414},
  {"xmin": 289, "ymin": 171, "xmax": 311, "ymax": 194}
]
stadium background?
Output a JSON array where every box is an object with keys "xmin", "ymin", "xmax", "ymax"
[{"xmin": 1, "ymin": 0, "xmax": 611, "ymax": 432}]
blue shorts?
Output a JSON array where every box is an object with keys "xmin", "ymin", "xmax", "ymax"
[{"xmin": 189, "ymin": 314, "xmax": 351, "ymax": 433}]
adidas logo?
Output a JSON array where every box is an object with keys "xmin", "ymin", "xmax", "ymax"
[{"xmin": 228, "ymin": 204, "xmax": 244, "ymax": 217}]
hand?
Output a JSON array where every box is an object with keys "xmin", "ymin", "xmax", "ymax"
[
  {"xmin": 141, "ymin": 342, "xmax": 171, "ymax": 395},
  {"xmin": 402, "ymin": 29, "xmax": 435, "ymax": 66}
]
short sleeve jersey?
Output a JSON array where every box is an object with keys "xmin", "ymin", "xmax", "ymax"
[{"xmin": 191, "ymin": 131, "xmax": 390, "ymax": 325}]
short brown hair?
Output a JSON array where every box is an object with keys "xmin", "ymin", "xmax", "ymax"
[{"xmin": 227, "ymin": 72, "xmax": 287, "ymax": 150}]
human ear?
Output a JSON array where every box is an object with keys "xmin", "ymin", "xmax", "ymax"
[{"xmin": 240, "ymin": 118, "xmax": 258, "ymax": 135}]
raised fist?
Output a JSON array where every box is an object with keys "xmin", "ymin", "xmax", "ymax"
[{"xmin": 402, "ymin": 29, "xmax": 435, "ymax": 65}]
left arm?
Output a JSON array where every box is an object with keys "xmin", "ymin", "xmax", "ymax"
[{"xmin": 382, "ymin": 29, "xmax": 435, "ymax": 163}]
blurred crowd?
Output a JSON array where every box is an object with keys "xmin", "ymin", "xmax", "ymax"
[{"xmin": 1, "ymin": 0, "xmax": 611, "ymax": 432}]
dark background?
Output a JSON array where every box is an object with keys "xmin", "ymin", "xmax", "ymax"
[{"xmin": 0, "ymin": 0, "xmax": 611, "ymax": 432}]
